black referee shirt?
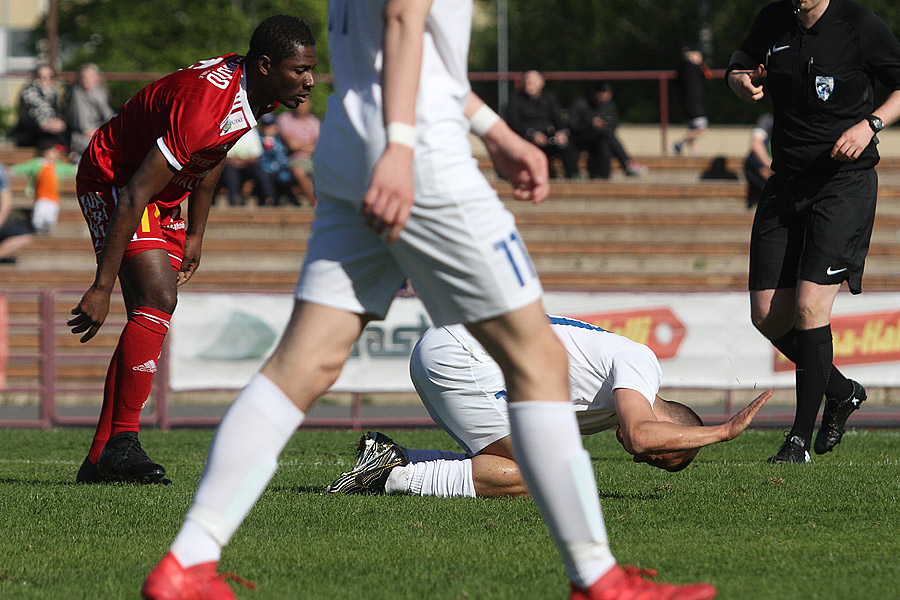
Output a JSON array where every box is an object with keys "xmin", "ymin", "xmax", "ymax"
[{"xmin": 738, "ymin": 0, "xmax": 900, "ymax": 174}]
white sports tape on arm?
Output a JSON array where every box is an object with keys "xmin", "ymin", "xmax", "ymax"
[
  {"xmin": 469, "ymin": 104, "xmax": 501, "ymax": 137},
  {"xmin": 386, "ymin": 122, "xmax": 416, "ymax": 149}
]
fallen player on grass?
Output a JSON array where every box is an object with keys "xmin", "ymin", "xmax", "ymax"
[{"xmin": 328, "ymin": 316, "xmax": 771, "ymax": 497}]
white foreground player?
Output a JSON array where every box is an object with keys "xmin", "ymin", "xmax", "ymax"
[
  {"xmin": 328, "ymin": 316, "xmax": 771, "ymax": 498},
  {"xmin": 144, "ymin": 2, "xmax": 717, "ymax": 599}
]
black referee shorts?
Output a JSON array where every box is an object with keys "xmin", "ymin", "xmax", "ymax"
[{"xmin": 748, "ymin": 168, "xmax": 877, "ymax": 295}]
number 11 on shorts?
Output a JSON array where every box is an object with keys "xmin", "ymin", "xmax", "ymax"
[{"xmin": 493, "ymin": 232, "xmax": 536, "ymax": 286}]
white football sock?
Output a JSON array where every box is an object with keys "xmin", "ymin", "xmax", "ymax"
[
  {"xmin": 405, "ymin": 448, "xmax": 467, "ymax": 462},
  {"xmin": 384, "ymin": 458, "xmax": 476, "ymax": 497},
  {"xmin": 508, "ymin": 401, "xmax": 616, "ymax": 589},
  {"xmin": 171, "ymin": 374, "xmax": 304, "ymax": 568}
]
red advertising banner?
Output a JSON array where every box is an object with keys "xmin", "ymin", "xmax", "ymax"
[{"xmin": 571, "ymin": 307, "xmax": 686, "ymax": 360}]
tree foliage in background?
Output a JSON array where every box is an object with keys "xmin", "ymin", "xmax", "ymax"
[
  {"xmin": 48, "ymin": 0, "xmax": 330, "ymax": 113},
  {"xmin": 23, "ymin": 0, "xmax": 900, "ymax": 125}
]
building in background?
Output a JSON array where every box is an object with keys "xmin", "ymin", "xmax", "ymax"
[{"xmin": 1, "ymin": 1, "xmax": 46, "ymax": 117}]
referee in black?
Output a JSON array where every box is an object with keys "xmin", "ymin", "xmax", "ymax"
[{"xmin": 726, "ymin": 0, "xmax": 900, "ymax": 463}]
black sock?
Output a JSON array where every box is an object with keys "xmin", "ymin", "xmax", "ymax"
[
  {"xmin": 790, "ymin": 326, "xmax": 834, "ymax": 445},
  {"xmin": 772, "ymin": 328, "xmax": 853, "ymax": 400}
]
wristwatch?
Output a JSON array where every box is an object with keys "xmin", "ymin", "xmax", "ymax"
[{"xmin": 866, "ymin": 115, "xmax": 884, "ymax": 133}]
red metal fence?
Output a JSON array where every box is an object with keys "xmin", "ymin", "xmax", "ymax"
[
  {"xmin": 0, "ymin": 289, "xmax": 436, "ymax": 430},
  {"xmin": 2, "ymin": 68, "xmax": 729, "ymax": 155}
]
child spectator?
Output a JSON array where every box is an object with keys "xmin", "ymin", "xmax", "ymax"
[
  {"xmin": 219, "ymin": 127, "xmax": 277, "ymax": 207},
  {"xmin": 11, "ymin": 141, "xmax": 77, "ymax": 234},
  {"xmin": 259, "ymin": 114, "xmax": 304, "ymax": 206}
]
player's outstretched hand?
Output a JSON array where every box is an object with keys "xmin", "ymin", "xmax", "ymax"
[
  {"xmin": 727, "ymin": 65, "xmax": 766, "ymax": 103},
  {"xmin": 363, "ymin": 143, "xmax": 415, "ymax": 243},
  {"xmin": 178, "ymin": 235, "xmax": 202, "ymax": 286},
  {"xmin": 722, "ymin": 388, "xmax": 772, "ymax": 441},
  {"xmin": 484, "ymin": 123, "xmax": 550, "ymax": 203},
  {"xmin": 67, "ymin": 285, "xmax": 111, "ymax": 343}
]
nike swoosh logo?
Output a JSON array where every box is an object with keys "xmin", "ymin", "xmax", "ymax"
[
  {"xmin": 771, "ymin": 45, "xmax": 790, "ymax": 53},
  {"xmin": 826, "ymin": 267, "xmax": 848, "ymax": 275}
]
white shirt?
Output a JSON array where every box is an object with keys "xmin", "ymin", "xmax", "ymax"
[
  {"xmin": 314, "ymin": 0, "xmax": 481, "ymax": 202},
  {"xmin": 439, "ymin": 315, "xmax": 663, "ymax": 434}
]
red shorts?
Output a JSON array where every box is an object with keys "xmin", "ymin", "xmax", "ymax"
[{"xmin": 76, "ymin": 182, "xmax": 185, "ymax": 270}]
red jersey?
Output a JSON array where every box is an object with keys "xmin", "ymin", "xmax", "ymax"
[{"xmin": 77, "ymin": 54, "xmax": 276, "ymax": 209}]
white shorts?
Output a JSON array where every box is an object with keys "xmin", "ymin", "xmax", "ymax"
[
  {"xmin": 409, "ymin": 325, "xmax": 510, "ymax": 455},
  {"xmin": 296, "ymin": 185, "xmax": 543, "ymax": 326},
  {"xmin": 31, "ymin": 198, "xmax": 59, "ymax": 234}
]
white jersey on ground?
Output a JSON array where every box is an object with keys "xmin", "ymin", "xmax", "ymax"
[{"xmin": 410, "ymin": 315, "xmax": 662, "ymax": 454}]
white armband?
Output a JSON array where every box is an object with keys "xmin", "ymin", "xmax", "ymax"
[
  {"xmin": 386, "ymin": 122, "xmax": 416, "ymax": 149},
  {"xmin": 469, "ymin": 104, "xmax": 501, "ymax": 137}
]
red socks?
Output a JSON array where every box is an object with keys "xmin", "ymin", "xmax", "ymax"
[{"xmin": 87, "ymin": 307, "xmax": 171, "ymax": 463}]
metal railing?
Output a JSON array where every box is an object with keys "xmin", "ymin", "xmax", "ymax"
[
  {"xmin": 0, "ymin": 289, "xmax": 435, "ymax": 430},
  {"xmin": 1, "ymin": 68, "xmax": 728, "ymax": 155}
]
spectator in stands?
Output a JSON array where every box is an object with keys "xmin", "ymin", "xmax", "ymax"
[
  {"xmin": 569, "ymin": 81, "xmax": 647, "ymax": 179},
  {"xmin": 699, "ymin": 155, "xmax": 739, "ymax": 181},
  {"xmin": 65, "ymin": 63, "xmax": 115, "ymax": 161},
  {"xmin": 504, "ymin": 70, "xmax": 580, "ymax": 179},
  {"xmin": 276, "ymin": 98, "xmax": 319, "ymax": 205},
  {"xmin": 12, "ymin": 65, "xmax": 68, "ymax": 149},
  {"xmin": 10, "ymin": 140, "xmax": 77, "ymax": 234},
  {"xmin": 672, "ymin": 44, "xmax": 712, "ymax": 156},
  {"xmin": 258, "ymin": 113, "xmax": 302, "ymax": 206},
  {"xmin": 0, "ymin": 163, "xmax": 35, "ymax": 264},
  {"xmin": 219, "ymin": 127, "xmax": 277, "ymax": 207},
  {"xmin": 743, "ymin": 112, "xmax": 774, "ymax": 209}
]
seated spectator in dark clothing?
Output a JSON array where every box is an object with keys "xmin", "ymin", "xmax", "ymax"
[
  {"xmin": 219, "ymin": 128, "xmax": 277, "ymax": 207},
  {"xmin": 700, "ymin": 156, "xmax": 739, "ymax": 181},
  {"xmin": 258, "ymin": 114, "xmax": 302, "ymax": 206},
  {"xmin": 65, "ymin": 63, "xmax": 115, "ymax": 161},
  {"xmin": 569, "ymin": 81, "xmax": 647, "ymax": 179},
  {"xmin": 504, "ymin": 70, "xmax": 579, "ymax": 179},
  {"xmin": 743, "ymin": 113, "xmax": 773, "ymax": 209},
  {"xmin": 0, "ymin": 163, "xmax": 35, "ymax": 264},
  {"xmin": 12, "ymin": 65, "xmax": 68, "ymax": 149}
]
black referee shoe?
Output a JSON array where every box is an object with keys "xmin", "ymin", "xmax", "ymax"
[
  {"xmin": 815, "ymin": 380, "xmax": 867, "ymax": 455},
  {"xmin": 766, "ymin": 434, "xmax": 811, "ymax": 464},
  {"xmin": 97, "ymin": 432, "xmax": 168, "ymax": 483}
]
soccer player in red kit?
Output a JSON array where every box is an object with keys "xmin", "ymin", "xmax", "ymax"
[{"xmin": 69, "ymin": 15, "xmax": 317, "ymax": 484}]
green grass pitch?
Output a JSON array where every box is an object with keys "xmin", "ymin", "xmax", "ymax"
[{"xmin": 0, "ymin": 427, "xmax": 898, "ymax": 599}]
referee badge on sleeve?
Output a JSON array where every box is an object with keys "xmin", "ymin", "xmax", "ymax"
[{"xmin": 815, "ymin": 76, "xmax": 834, "ymax": 101}]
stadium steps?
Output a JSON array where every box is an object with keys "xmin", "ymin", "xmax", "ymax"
[{"xmin": 4, "ymin": 162, "xmax": 900, "ymax": 398}]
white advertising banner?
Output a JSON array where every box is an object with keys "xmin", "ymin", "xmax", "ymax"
[{"xmin": 170, "ymin": 291, "xmax": 900, "ymax": 392}]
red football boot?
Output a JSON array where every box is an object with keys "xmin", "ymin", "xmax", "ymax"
[
  {"xmin": 570, "ymin": 564, "xmax": 716, "ymax": 600},
  {"xmin": 141, "ymin": 552, "xmax": 254, "ymax": 600}
]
